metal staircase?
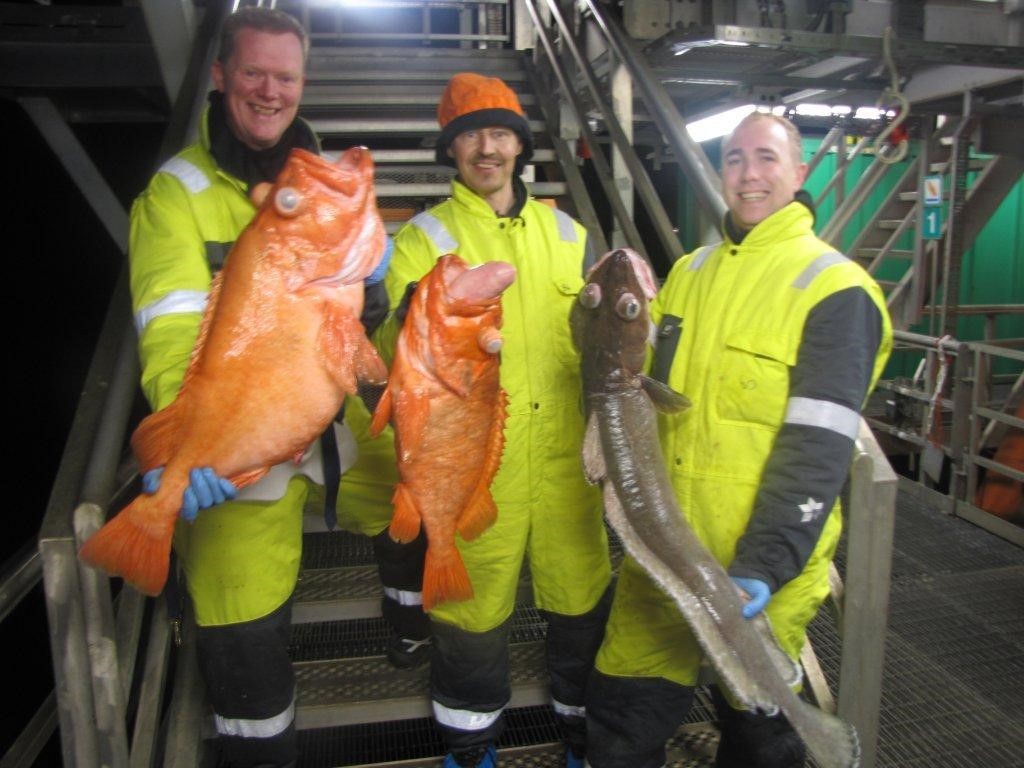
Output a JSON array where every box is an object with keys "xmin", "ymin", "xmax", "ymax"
[{"xmin": 818, "ymin": 115, "xmax": 1024, "ymax": 332}]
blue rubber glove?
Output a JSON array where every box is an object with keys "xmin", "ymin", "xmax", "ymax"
[
  {"xmin": 365, "ymin": 236, "xmax": 393, "ymax": 286},
  {"xmin": 732, "ymin": 576, "xmax": 771, "ymax": 619},
  {"xmin": 142, "ymin": 466, "xmax": 237, "ymax": 522}
]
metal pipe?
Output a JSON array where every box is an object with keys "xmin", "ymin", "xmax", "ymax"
[
  {"xmin": 536, "ymin": 0, "xmax": 684, "ymax": 263},
  {"xmin": 0, "ymin": 544, "xmax": 42, "ymax": 625},
  {"xmin": 581, "ymin": 0, "xmax": 728, "ymax": 226},
  {"xmin": 521, "ymin": 0, "xmax": 647, "ymax": 257}
]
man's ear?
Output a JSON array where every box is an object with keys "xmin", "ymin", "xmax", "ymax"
[
  {"xmin": 446, "ymin": 146, "xmax": 455, "ymax": 160},
  {"xmin": 795, "ymin": 161, "xmax": 809, "ymax": 187},
  {"xmin": 211, "ymin": 60, "xmax": 225, "ymax": 92}
]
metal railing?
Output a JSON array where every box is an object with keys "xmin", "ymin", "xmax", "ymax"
[{"xmin": 868, "ymin": 328, "xmax": 1024, "ymax": 546}]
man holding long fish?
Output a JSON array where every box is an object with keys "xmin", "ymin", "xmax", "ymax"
[
  {"xmin": 583, "ymin": 113, "xmax": 892, "ymax": 768},
  {"xmin": 98, "ymin": 9, "xmax": 391, "ymax": 766},
  {"xmin": 371, "ymin": 73, "xmax": 613, "ymax": 768}
]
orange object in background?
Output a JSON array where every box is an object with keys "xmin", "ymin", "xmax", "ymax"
[{"xmin": 975, "ymin": 401, "xmax": 1024, "ymax": 520}]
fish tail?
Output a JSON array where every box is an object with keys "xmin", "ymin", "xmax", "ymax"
[
  {"xmin": 78, "ymin": 495, "xmax": 177, "ymax": 597},
  {"xmin": 788, "ymin": 698, "xmax": 861, "ymax": 768},
  {"xmin": 421, "ymin": 545, "xmax": 473, "ymax": 611},
  {"xmin": 388, "ymin": 483, "xmax": 422, "ymax": 543}
]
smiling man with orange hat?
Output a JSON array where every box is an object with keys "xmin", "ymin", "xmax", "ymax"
[{"xmin": 368, "ymin": 72, "xmax": 612, "ymax": 768}]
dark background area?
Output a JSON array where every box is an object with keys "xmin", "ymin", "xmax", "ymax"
[{"xmin": 2, "ymin": 94, "xmax": 163, "ymax": 756}]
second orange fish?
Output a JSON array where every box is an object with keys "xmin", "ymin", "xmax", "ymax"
[{"xmin": 370, "ymin": 254, "xmax": 516, "ymax": 610}]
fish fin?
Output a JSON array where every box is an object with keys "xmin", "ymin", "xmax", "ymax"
[
  {"xmin": 318, "ymin": 306, "xmax": 387, "ymax": 394},
  {"xmin": 421, "ymin": 545, "xmax": 473, "ymax": 611},
  {"xmin": 751, "ymin": 614, "xmax": 804, "ymax": 688},
  {"xmin": 228, "ymin": 467, "xmax": 270, "ymax": 489},
  {"xmin": 456, "ymin": 387, "xmax": 506, "ymax": 541},
  {"xmin": 131, "ymin": 400, "xmax": 184, "ymax": 470},
  {"xmin": 581, "ymin": 412, "xmax": 607, "ymax": 484},
  {"xmin": 639, "ymin": 375, "xmax": 691, "ymax": 414},
  {"xmin": 456, "ymin": 385, "xmax": 507, "ymax": 540},
  {"xmin": 456, "ymin": 491, "xmax": 497, "ymax": 542},
  {"xmin": 392, "ymin": 391, "xmax": 431, "ymax": 456},
  {"xmin": 78, "ymin": 493, "xmax": 178, "ymax": 597},
  {"xmin": 783, "ymin": 698, "xmax": 861, "ymax": 768},
  {"xmin": 178, "ymin": 272, "xmax": 223, "ymax": 391},
  {"xmin": 368, "ymin": 387, "xmax": 393, "ymax": 437},
  {"xmin": 388, "ymin": 483, "xmax": 422, "ymax": 543},
  {"xmin": 353, "ymin": 333, "xmax": 388, "ymax": 387}
]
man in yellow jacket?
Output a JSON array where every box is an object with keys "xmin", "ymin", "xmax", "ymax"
[
  {"xmin": 127, "ymin": 8, "xmax": 389, "ymax": 766},
  {"xmin": 584, "ymin": 113, "xmax": 892, "ymax": 768},
  {"xmin": 372, "ymin": 73, "xmax": 612, "ymax": 768}
]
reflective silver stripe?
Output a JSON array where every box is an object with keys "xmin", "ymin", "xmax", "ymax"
[
  {"xmin": 791, "ymin": 251, "xmax": 848, "ymax": 289},
  {"xmin": 160, "ymin": 156, "xmax": 210, "ymax": 194},
  {"xmin": 134, "ymin": 289, "xmax": 209, "ymax": 334},
  {"xmin": 214, "ymin": 699, "xmax": 294, "ymax": 739},
  {"xmin": 383, "ymin": 586, "xmax": 424, "ymax": 606},
  {"xmin": 687, "ymin": 244, "xmax": 717, "ymax": 271},
  {"xmin": 784, "ymin": 396, "xmax": 860, "ymax": 440},
  {"xmin": 431, "ymin": 700, "xmax": 503, "ymax": 731},
  {"xmin": 551, "ymin": 697, "xmax": 585, "ymax": 718},
  {"xmin": 411, "ymin": 212, "xmax": 458, "ymax": 253},
  {"xmin": 552, "ymin": 208, "xmax": 578, "ymax": 243}
]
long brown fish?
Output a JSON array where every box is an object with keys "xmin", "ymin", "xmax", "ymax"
[
  {"xmin": 571, "ymin": 249, "xmax": 860, "ymax": 768},
  {"xmin": 369, "ymin": 254, "xmax": 516, "ymax": 610},
  {"xmin": 80, "ymin": 147, "xmax": 388, "ymax": 596}
]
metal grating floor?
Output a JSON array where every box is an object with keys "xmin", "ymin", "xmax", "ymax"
[
  {"xmin": 813, "ymin": 489, "xmax": 1024, "ymax": 768},
  {"xmin": 293, "ymin": 488, "xmax": 1024, "ymax": 767}
]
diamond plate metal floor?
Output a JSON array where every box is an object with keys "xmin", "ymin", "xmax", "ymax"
[{"xmin": 292, "ymin": 487, "xmax": 1024, "ymax": 767}]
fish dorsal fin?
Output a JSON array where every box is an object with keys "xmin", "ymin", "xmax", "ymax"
[
  {"xmin": 581, "ymin": 411, "xmax": 606, "ymax": 484},
  {"xmin": 178, "ymin": 271, "xmax": 224, "ymax": 393},
  {"xmin": 639, "ymin": 375, "xmax": 691, "ymax": 414}
]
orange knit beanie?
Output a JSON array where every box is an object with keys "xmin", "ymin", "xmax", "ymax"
[{"xmin": 435, "ymin": 72, "xmax": 533, "ymax": 170}]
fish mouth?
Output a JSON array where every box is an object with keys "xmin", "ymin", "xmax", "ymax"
[{"xmin": 444, "ymin": 260, "xmax": 517, "ymax": 307}]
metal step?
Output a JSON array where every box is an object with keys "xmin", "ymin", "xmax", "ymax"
[
  {"xmin": 295, "ymin": 565, "xmax": 384, "ymax": 624},
  {"xmin": 295, "ymin": 713, "xmax": 720, "ymax": 767},
  {"xmin": 305, "ymin": 47, "xmax": 527, "ymax": 80},
  {"xmin": 877, "ymin": 218, "xmax": 913, "ymax": 230},
  {"xmin": 375, "ymin": 181, "xmax": 567, "ymax": 198},
  {"xmin": 856, "ymin": 248, "xmax": 914, "ymax": 261},
  {"xmin": 293, "ymin": 605, "xmax": 549, "ymax": 730},
  {"xmin": 307, "ymin": 117, "xmax": 547, "ymax": 136},
  {"xmin": 302, "ymin": 90, "xmax": 537, "ymax": 109},
  {"xmin": 329, "ymin": 148, "xmax": 556, "ymax": 164}
]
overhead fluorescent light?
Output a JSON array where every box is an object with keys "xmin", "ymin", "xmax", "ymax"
[
  {"xmin": 686, "ymin": 104, "xmax": 757, "ymax": 142},
  {"xmin": 674, "ymin": 39, "xmax": 750, "ymax": 56},
  {"xmin": 794, "ymin": 103, "xmax": 836, "ymax": 117}
]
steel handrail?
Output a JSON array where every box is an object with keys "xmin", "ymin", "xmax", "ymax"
[{"xmin": 581, "ymin": 0, "xmax": 728, "ymax": 228}]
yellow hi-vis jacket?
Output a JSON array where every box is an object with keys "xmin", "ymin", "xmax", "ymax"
[
  {"xmin": 127, "ymin": 109, "xmax": 329, "ymax": 626},
  {"xmin": 597, "ymin": 200, "xmax": 892, "ymax": 686},
  {"xmin": 371, "ymin": 179, "xmax": 611, "ymax": 632}
]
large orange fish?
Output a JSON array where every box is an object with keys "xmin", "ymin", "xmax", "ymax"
[
  {"xmin": 79, "ymin": 146, "xmax": 388, "ymax": 596},
  {"xmin": 369, "ymin": 255, "xmax": 516, "ymax": 610}
]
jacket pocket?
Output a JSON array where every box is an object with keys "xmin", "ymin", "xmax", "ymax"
[{"xmin": 716, "ymin": 329, "xmax": 796, "ymax": 428}]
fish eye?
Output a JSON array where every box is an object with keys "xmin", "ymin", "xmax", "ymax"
[
  {"xmin": 616, "ymin": 293, "xmax": 641, "ymax": 320},
  {"xmin": 274, "ymin": 187, "xmax": 302, "ymax": 217},
  {"xmin": 579, "ymin": 283, "xmax": 601, "ymax": 309}
]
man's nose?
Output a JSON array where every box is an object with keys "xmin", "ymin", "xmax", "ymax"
[
  {"xmin": 478, "ymin": 131, "xmax": 496, "ymax": 154},
  {"xmin": 256, "ymin": 74, "xmax": 278, "ymax": 100}
]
